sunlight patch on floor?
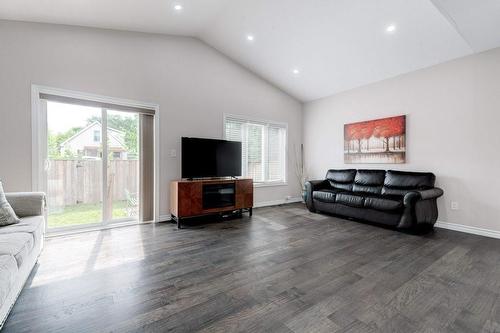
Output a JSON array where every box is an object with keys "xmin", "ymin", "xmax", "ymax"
[{"xmin": 30, "ymin": 228, "xmax": 147, "ymax": 287}]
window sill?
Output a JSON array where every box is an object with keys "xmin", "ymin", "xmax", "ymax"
[{"xmin": 253, "ymin": 182, "xmax": 288, "ymax": 188}]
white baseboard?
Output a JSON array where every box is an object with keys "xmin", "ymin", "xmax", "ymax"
[
  {"xmin": 158, "ymin": 215, "xmax": 172, "ymax": 222},
  {"xmin": 435, "ymin": 221, "xmax": 500, "ymax": 240},
  {"xmin": 253, "ymin": 197, "xmax": 303, "ymax": 208},
  {"xmin": 157, "ymin": 197, "xmax": 303, "ymax": 222}
]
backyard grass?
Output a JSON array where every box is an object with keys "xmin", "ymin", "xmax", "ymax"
[{"xmin": 48, "ymin": 201, "xmax": 135, "ymax": 228}]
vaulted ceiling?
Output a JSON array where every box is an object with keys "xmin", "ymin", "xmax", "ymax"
[{"xmin": 1, "ymin": 0, "xmax": 499, "ymax": 101}]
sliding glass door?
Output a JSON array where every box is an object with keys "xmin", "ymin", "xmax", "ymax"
[
  {"xmin": 45, "ymin": 101, "xmax": 140, "ymax": 230},
  {"xmin": 46, "ymin": 102, "xmax": 105, "ymax": 229},
  {"xmin": 105, "ymin": 110, "xmax": 139, "ymax": 222}
]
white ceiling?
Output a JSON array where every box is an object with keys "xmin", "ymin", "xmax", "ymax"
[
  {"xmin": 1, "ymin": 0, "xmax": 499, "ymax": 102},
  {"xmin": 0, "ymin": 0, "xmax": 231, "ymax": 36}
]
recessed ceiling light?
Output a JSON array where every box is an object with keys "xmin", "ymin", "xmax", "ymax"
[
  {"xmin": 386, "ymin": 24, "xmax": 396, "ymax": 33},
  {"xmin": 173, "ymin": 4, "xmax": 183, "ymax": 11},
  {"xmin": 246, "ymin": 34, "xmax": 255, "ymax": 42},
  {"xmin": 292, "ymin": 68, "xmax": 300, "ymax": 75}
]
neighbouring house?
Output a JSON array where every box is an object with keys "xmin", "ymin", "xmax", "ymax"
[{"xmin": 59, "ymin": 121, "xmax": 128, "ymax": 159}]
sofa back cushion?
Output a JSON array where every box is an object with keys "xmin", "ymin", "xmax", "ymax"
[
  {"xmin": 352, "ymin": 170, "xmax": 386, "ymax": 194},
  {"xmin": 382, "ymin": 170, "xmax": 436, "ymax": 196},
  {"xmin": 325, "ymin": 169, "xmax": 356, "ymax": 191}
]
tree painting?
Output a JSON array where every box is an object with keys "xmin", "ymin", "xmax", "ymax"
[{"xmin": 344, "ymin": 115, "xmax": 406, "ymax": 164}]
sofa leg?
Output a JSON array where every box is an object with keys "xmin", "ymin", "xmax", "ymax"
[
  {"xmin": 417, "ymin": 223, "xmax": 434, "ymax": 234},
  {"xmin": 307, "ymin": 207, "xmax": 317, "ymax": 213}
]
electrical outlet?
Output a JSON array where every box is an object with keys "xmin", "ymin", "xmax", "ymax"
[
  {"xmin": 170, "ymin": 149, "xmax": 177, "ymax": 158},
  {"xmin": 451, "ymin": 201, "xmax": 459, "ymax": 210}
]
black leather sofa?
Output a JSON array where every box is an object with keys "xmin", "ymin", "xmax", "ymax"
[{"xmin": 305, "ymin": 169, "xmax": 444, "ymax": 230}]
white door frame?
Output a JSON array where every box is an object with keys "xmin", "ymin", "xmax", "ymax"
[{"xmin": 31, "ymin": 84, "xmax": 161, "ymax": 232}]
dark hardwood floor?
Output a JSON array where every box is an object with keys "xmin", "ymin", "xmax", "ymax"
[{"xmin": 3, "ymin": 203, "xmax": 500, "ymax": 332}]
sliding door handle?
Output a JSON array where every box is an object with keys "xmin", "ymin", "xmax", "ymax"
[{"xmin": 44, "ymin": 159, "xmax": 51, "ymax": 172}]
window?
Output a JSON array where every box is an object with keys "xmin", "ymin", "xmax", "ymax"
[
  {"xmin": 93, "ymin": 129, "xmax": 101, "ymax": 142},
  {"xmin": 224, "ymin": 115, "xmax": 287, "ymax": 185},
  {"xmin": 85, "ymin": 148, "xmax": 98, "ymax": 157}
]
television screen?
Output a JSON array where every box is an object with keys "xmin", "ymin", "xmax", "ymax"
[{"xmin": 181, "ymin": 137, "xmax": 242, "ymax": 178}]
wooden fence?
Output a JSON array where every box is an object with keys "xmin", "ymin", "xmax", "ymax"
[{"xmin": 47, "ymin": 160, "xmax": 138, "ymax": 207}]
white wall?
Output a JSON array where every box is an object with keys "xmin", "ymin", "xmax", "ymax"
[
  {"xmin": 0, "ymin": 20, "xmax": 303, "ymax": 216},
  {"xmin": 304, "ymin": 47, "xmax": 500, "ymax": 233}
]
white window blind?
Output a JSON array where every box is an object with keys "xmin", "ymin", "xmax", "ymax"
[{"xmin": 224, "ymin": 115, "xmax": 287, "ymax": 184}]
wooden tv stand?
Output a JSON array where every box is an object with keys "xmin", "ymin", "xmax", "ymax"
[{"xmin": 170, "ymin": 178, "xmax": 253, "ymax": 228}]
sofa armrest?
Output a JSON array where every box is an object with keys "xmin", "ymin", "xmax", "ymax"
[
  {"xmin": 403, "ymin": 188, "xmax": 444, "ymax": 206},
  {"xmin": 304, "ymin": 180, "xmax": 329, "ymax": 211},
  {"xmin": 305, "ymin": 179, "xmax": 329, "ymax": 192},
  {"xmin": 5, "ymin": 192, "xmax": 46, "ymax": 217}
]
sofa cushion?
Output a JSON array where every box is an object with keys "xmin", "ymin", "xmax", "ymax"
[
  {"xmin": 313, "ymin": 189, "xmax": 341, "ymax": 203},
  {"xmin": 326, "ymin": 169, "xmax": 356, "ymax": 191},
  {"xmin": 382, "ymin": 170, "xmax": 436, "ymax": 196},
  {"xmin": 0, "ymin": 254, "xmax": 18, "ymax": 309},
  {"xmin": 0, "ymin": 214, "xmax": 43, "ymax": 235},
  {"xmin": 0, "ymin": 216, "xmax": 43, "ymax": 234},
  {"xmin": 352, "ymin": 170, "xmax": 386, "ymax": 194},
  {"xmin": 0, "ymin": 216, "xmax": 44, "ymax": 253},
  {"xmin": 364, "ymin": 195, "xmax": 403, "ymax": 211},
  {"xmin": 0, "ymin": 233, "xmax": 34, "ymax": 268},
  {"xmin": 336, "ymin": 193, "xmax": 365, "ymax": 208}
]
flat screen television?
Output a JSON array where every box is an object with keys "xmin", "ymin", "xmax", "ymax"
[{"xmin": 181, "ymin": 137, "xmax": 242, "ymax": 179}]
